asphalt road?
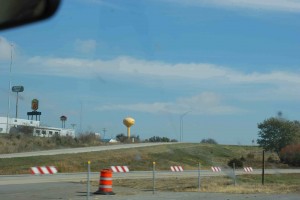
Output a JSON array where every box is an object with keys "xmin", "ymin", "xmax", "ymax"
[
  {"xmin": 0, "ymin": 143, "xmax": 172, "ymax": 158},
  {"xmin": 0, "ymin": 182, "xmax": 299, "ymax": 200},
  {"xmin": 1, "ymin": 169, "xmax": 300, "ymax": 185},
  {"xmin": 1, "ymin": 169, "xmax": 300, "ymax": 200},
  {"xmin": 1, "ymin": 145, "xmax": 299, "ymax": 199}
]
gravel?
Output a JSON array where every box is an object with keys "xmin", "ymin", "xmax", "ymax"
[{"xmin": 0, "ymin": 182, "xmax": 299, "ymax": 200}]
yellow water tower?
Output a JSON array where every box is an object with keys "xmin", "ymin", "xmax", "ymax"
[{"xmin": 123, "ymin": 117, "xmax": 135, "ymax": 138}]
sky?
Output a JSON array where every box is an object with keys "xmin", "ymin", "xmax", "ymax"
[{"xmin": 0, "ymin": 0, "xmax": 300, "ymax": 144}]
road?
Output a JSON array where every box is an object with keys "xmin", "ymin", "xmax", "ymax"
[
  {"xmin": 1, "ymin": 144, "xmax": 299, "ymax": 199},
  {"xmin": 0, "ymin": 143, "xmax": 172, "ymax": 158},
  {"xmin": 1, "ymin": 181, "xmax": 299, "ymax": 200},
  {"xmin": 1, "ymin": 169, "xmax": 300, "ymax": 200},
  {"xmin": 1, "ymin": 169, "xmax": 299, "ymax": 185}
]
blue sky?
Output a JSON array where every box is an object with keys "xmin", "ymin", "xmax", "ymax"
[{"xmin": 1, "ymin": 0, "xmax": 300, "ymax": 144}]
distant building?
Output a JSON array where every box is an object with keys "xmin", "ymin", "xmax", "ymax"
[
  {"xmin": 0, "ymin": 116, "xmax": 75, "ymax": 137},
  {"xmin": 101, "ymin": 138, "xmax": 118, "ymax": 143}
]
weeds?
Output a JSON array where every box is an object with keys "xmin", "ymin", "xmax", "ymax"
[
  {"xmin": 0, "ymin": 143, "xmax": 288, "ymax": 175},
  {"xmin": 0, "ymin": 132, "xmax": 103, "ymax": 154},
  {"xmin": 110, "ymin": 174, "xmax": 300, "ymax": 194}
]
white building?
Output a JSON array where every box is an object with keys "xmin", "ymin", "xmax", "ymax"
[
  {"xmin": 0, "ymin": 116, "xmax": 75, "ymax": 138},
  {"xmin": 0, "ymin": 117, "xmax": 39, "ymax": 133}
]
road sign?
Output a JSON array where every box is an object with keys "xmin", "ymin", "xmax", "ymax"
[
  {"xmin": 12, "ymin": 86, "xmax": 24, "ymax": 92},
  {"xmin": 31, "ymin": 99, "xmax": 39, "ymax": 111}
]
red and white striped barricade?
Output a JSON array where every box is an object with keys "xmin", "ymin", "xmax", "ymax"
[
  {"xmin": 170, "ymin": 166, "xmax": 184, "ymax": 172},
  {"xmin": 244, "ymin": 167, "xmax": 253, "ymax": 173},
  {"xmin": 211, "ymin": 166, "xmax": 222, "ymax": 172},
  {"xmin": 30, "ymin": 166, "xmax": 58, "ymax": 175},
  {"xmin": 110, "ymin": 166, "xmax": 129, "ymax": 173}
]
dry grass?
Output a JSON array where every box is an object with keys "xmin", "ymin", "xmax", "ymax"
[
  {"xmin": 0, "ymin": 143, "xmax": 287, "ymax": 175},
  {"xmin": 0, "ymin": 133, "xmax": 104, "ymax": 154},
  {"xmin": 102, "ymin": 174, "xmax": 300, "ymax": 194}
]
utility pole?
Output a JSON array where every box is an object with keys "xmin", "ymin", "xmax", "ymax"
[
  {"xmin": 103, "ymin": 128, "xmax": 106, "ymax": 139},
  {"xmin": 180, "ymin": 111, "xmax": 191, "ymax": 142},
  {"xmin": 6, "ymin": 44, "xmax": 13, "ymax": 133},
  {"xmin": 80, "ymin": 101, "xmax": 83, "ymax": 133},
  {"xmin": 262, "ymin": 150, "xmax": 265, "ymax": 185},
  {"xmin": 12, "ymin": 86, "xmax": 24, "ymax": 119}
]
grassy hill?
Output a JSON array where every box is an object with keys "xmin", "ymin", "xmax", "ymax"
[{"xmin": 0, "ymin": 143, "xmax": 285, "ymax": 175}]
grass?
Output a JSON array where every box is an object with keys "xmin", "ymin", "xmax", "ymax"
[
  {"xmin": 0, "ymin": 133, "xmax": 102, "ymax": 154},
  {"xmin": 1, "ymin": 139, "xmax": 297, "ymax": 194},
  {"xmin": 108, "ymin": 174, "xmax": 300, "ymax": 194},
  {"xmin": 0, "ymin": 143, "xmax": 286, "ymax": 175}
]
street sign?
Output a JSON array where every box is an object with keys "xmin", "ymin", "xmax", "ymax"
[
  {"xmin": 31, "ymin": 99, "xmax": 39, "ymax": 111},
  {"xmin": 12, "ymin": 86, "xmax": 24, "ymax": 92}
]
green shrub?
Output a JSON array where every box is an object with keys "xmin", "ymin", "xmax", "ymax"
[
  {"xmin": 247, "ymin": 152, "xmax": 255, "ymax": 159},
  {"xmin": 228, "ymin": 158, "xmax": 243, "ymax": 168},
  {"xmin": 267, "ymin": 155, "xmax": 278, "ymax": 163},
  {"xmin": 200, "ymin": 138, "xmax": 218, "ymax": 144},
  {"xmin": 240, "ymin": 156, "xmax": 246, "ymax": 162}
]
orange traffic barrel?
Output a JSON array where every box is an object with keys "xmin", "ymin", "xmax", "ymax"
[{"xmin": 94, "ymin": 169, "xmax": 115, "ymax": 195}]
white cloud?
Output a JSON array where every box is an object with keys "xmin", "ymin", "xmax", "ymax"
[
  {"xmin": 96, "ymin": 92, "xmax": 242, "ymax": 115},
  {"xmin": 230, "ymin": 71, "xmax": 300, "ymax": 84},
  {"xmin": 18, "ymin": 55, "xmax": 300, "ymax": 111},
  {"xmin": 0, "ymin": 36, "xmax": 13, "ymax": 60},
  {"xmin": 166, "ymin": 0, "xmax": 300, "ymax": 13},
  {"xmin": 24, "ymin": 56, "xmax": 300, "ymax": 85},
  {"xmin": 81, "ymin": 0, "xmax": 300, "ymax": 13},
  {"xmin": 74, "ymin": 39, "xmax": 97, "ymax": 54},
  {"xmin": 26, "ymin": 56, "xmax": 110, "ymax": 77}
]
